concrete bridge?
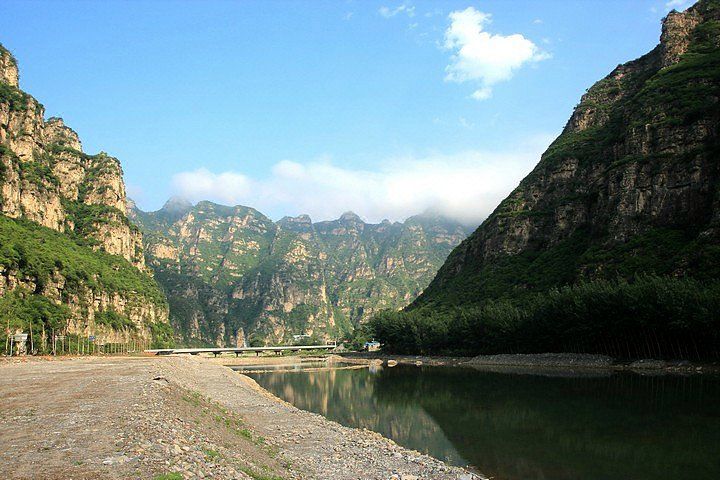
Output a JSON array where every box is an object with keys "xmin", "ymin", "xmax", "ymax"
[{"xmin": 146, "ymin": 343, "xmax": 337, "ymax": 357}]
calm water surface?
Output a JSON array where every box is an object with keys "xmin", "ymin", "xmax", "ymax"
[{"xmin": 248, "ymin": 364, "xmax": 720, "ymax": 480}]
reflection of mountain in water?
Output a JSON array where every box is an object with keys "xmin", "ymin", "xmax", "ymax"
[
  {"xmin": 372, "ymin": 367, "xmax": 720, "ymax": 480},
  {"xmin": 250, "ymin": 368, "xmax": 467, "ymax": 466}
]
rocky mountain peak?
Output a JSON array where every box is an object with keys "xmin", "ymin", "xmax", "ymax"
[
  {"xmin": 660, "ymin": 5, "xmax": 702, "ymax": 67},
  {"xmin": 161, "ymin": 196, "xmax": 193, "ymax": 215},
  {"xmin": 0, "ymin": 43, "xmax": 19, "ymax": 87},
  {"xmin": 44, "ymin": 117, "xmax": 82, "ymax": 151},
  {"xmin": 339, "ymin": 211, "xmax": 363, "ymax": 223}
]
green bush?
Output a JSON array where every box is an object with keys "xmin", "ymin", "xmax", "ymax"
[
  {"xmin": 0, "ymin": 82, "xmax": 31, "ymax": 112},
  {"xmin": 0, "ymin": 215, "xmax": 166, "ymax": 306},
  {"xmin": 146, "ymin": 320, "xmax": 175, "ymax": 349},
  {"xmin": 95, "ymin": 310, "xmax": 136, "ymax": 331}
]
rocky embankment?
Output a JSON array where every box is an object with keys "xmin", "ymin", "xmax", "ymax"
[
  {"xmin": 339, "ymin": 352, "xmax": 718, "ymax": 374},
  {"xmin": 0, "ymin": 356, "xmax": 477, "ymax": 480}
]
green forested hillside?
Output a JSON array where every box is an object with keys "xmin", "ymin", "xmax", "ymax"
[{"xmin": 0, "ymin": 215, "xmax": 170, "ymax": 349}]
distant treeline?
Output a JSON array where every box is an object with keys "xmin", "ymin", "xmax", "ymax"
[{"xmin": 369, "ymin": 276, "xmax": 720, "ymax": 360}]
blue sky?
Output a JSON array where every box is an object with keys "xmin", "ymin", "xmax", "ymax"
[{"xmin": 0, "ymin": 0, "xmax": 695, "ymax": 223}]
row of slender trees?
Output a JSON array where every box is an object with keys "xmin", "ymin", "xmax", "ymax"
[
  {"xmin": 3, "ymin": 330, "xmax": 153, "ymax": 356},
  {"xmin": 371, "ymin": 275, "xmax": 720, "ymax": 360}
]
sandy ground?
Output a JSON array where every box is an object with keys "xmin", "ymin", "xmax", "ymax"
[{"xmin": 0, "ymin": 356, "xmax": 475, "ymax": 480}]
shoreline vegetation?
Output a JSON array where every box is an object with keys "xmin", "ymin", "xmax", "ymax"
[{"xmin": 367, "ymin": 276, "xmax": 720, "ymax": 361}]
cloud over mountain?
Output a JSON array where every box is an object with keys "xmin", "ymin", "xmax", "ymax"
[{"xmin": 171, "ymin": 135, "xmax": 553, "ymax": 225}]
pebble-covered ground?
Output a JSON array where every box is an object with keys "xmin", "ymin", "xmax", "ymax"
[{"xmin": 0, "ymin": 356, "xmax": 479, "ymax": 480}]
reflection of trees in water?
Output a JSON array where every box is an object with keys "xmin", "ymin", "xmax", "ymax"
[
  {"xmin": 251, "ymin": 368, "xmax": 467, "ymax": 465},
  {"xmin": 252, "ymin": 367, "xmax": 720, "ymax": 480},
  {"xmin": 372, "ymin": 367, "xmax": 720, "ymax": 480}
]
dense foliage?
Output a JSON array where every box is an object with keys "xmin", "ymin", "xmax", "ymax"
[
  {"xmin": 0, "ymin": 290, "xmax": 70, "ymax": 353},
  {"xmin": 0, "ymin": 215, "xmax": 166, "ymax": 306},
  {"xmin": 146, "ymin": 320, "xmax": 176, "ymax": 349},
  {"xmin": 372, "ymin": 276, "xmax": 720, "ymax": 360},
  {"xmin": 95, "ymin": 310, "xmax": 136, "ymax": 331},
  {"xmin": 0, "ymin": 82, "xmax": 31, "ymax": 112}
]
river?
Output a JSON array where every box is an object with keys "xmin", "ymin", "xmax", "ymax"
[{"xmin": 247, "ymin": 363, "xmax": 720, "ymax": 480}]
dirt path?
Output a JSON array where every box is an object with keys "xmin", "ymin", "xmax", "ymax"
[
  {"xmin": 0, "ymin": 356, "xmax": 475, "ymax": 480},
  {"xmin": 0, "ymin": 357, "xmax": 159, "ymax": 479}
]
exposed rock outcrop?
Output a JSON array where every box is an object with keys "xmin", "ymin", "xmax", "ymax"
[{"xmin": 0, "ymin": 44, "xmax": 143, "ymax": 267}]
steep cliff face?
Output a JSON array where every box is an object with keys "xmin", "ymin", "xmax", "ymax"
[
  {"xmin": 0, "ymin": 45, "xmax": 143, "ymax": 268},
  {"xmin": 0, "ymin": 43, "xmax": 169, "ymax": 345},
  {"xmin": 131, "ymin": 200, "xmax": 469, "ymax": 345},
  {"xmin": 414, "ymin": 0, "xmax": 720, "ymax": 308}
]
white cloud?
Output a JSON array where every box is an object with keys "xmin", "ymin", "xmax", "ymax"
[
  {"xmin": 172, "ymin": 169, "xmax": 252, "ymax": 206},
  {"xmin": 379, "ymin": 3, "xmax": 415, "ymax": 19},
  {"xmin": 458, "ymin": 116, "xmax": 475, "ymax": 128},
  {"xmin": 443, "ymin": 7, "xmax": 549, "ymax": 100},
  {"xmin": 170, "ymin": 135, "xmax": 554, "ymax": 225}
]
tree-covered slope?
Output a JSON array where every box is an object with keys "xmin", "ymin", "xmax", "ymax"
[{"xmin": 374, "ymin": 0, "xmax": 720, "ymax": 358}]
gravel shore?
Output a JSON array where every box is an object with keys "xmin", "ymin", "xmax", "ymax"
[
  {"xmin": 0, "ymin": 356, "xmax": 476, "ymax": 480},
  {"xmin": 339, "ymin": 352, "xmax": 718, "ymax": 374}
]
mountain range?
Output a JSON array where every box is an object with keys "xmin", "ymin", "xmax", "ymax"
[{"xmin": 130, "ymin": 199, "xmax": 470, "ymax": 346}]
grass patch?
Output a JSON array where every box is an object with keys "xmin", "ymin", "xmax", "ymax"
[
  {"xmin": 238, "ymin": 466, "xmax": 284, "ymax": 480},
  {"xmin": 153, "ymin": 474, "xmax": 183, "ymax": 480},
  {"xmin": 202, "ymin": 448, "xmax": 221, "ymax": 460}
]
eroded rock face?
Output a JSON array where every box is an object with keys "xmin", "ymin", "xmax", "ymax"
[
  {"xmin": 0, "ymin": 45, "xmax": 18, "ymax": 87},
  {"xmin": 131, "ymin": 200, "xmax": 470, "ymax": 345},
  {"xmin": 0, "ymin": 45, "xmax": 143, "ymax": 268},
  {"xmin": 660, "ymin": 8, "xmax": 701, "ymax": 67},
  {"xmin": 0, "ymin": 42, "xmax": 168, "ymax": 340},
  {"xmin": 415, "ymin": 0, "xmax": 720, "ymax": 307},
  {"xmin": 44, "ymin": 117, "xmax": 82, "ymax": 151}
]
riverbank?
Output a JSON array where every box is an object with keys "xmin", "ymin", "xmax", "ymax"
[
  {"xmin": 338, "ymin": 352, "xmax": 720, "ymax": 374},
  {"xmin": 0, "ymin": 356, "xmax": 475, "ymax": 480}
]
